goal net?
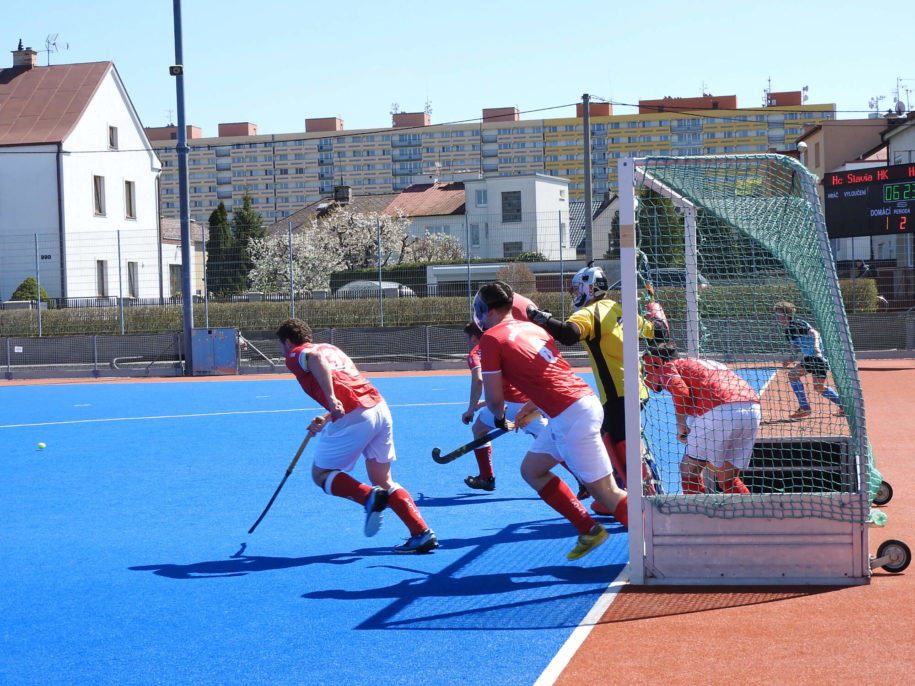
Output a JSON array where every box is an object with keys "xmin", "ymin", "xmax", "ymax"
[{"xmin": 618, "ymin": 155, "xmax": 878, "ymax": 584}]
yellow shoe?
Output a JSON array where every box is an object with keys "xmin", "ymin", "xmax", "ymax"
[
  {"xmin": 789, "ymin": 408, "xmax": 811, "ymax": 420},
  {"xmin": 567, "ymin": 523, "xmax": 608, "ymax": 561}
]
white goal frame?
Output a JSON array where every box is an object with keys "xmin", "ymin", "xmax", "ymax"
[{"xmin": 619, "ymin": 157, "xmax": 871, "ymax": 586}]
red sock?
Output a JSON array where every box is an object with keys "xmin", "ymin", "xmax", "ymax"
[
  {"xmin": 681, "ymin": 473, "xmax": 705, "ymax": 494},
  {"xmin": 474, "ymin": 445, "xmax": 494, "ymax": 479},
  {"xmin": 722, "ymin": 476, "xmax": 750, "ymax": 494},
  {"xmin": 387, "ymin": 487, "xmax": 428, "ymax": 535},
  {"xmin": 538, "ymin": 475, "xmax": 594, "ymax": 534},
  {"xmin": 327, "ymin": 471, "xmax": 372, "ymax": 504},
  {"xmin": 613, "ymin": 496, "xmax": 629, "ymax": 529},
  {"xmin": 603, "ymin": 436, "xmax": 628, "ymax": 488}
]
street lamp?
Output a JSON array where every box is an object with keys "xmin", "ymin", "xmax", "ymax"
[{"xmin": 796, "ymin": 140, "xmax": 808, "ymax": 168}]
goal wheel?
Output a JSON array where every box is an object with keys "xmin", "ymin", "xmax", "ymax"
[
  {"xmin": 873, "ymin": 480, "xmax": 893, "ymax": 506},
  {"xmin": 875, "ymin": 539, "xmax": 911, "ymax": 574}
]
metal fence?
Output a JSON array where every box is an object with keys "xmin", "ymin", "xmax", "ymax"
[{"xmin": 4, "ymin": 311, "xmax": 914, "ymax": 380}]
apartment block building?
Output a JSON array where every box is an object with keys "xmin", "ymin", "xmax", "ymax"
[{"xmin": 149, "ymin": 93, "xmax": 834, "ymax": 224}]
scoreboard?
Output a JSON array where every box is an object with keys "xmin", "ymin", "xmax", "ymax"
[{"xmin": 823, "ymin": 162, "xmax": 915, "ymax": 238}]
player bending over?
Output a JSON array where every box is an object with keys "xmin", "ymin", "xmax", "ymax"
[
  {"xmin": 773, "ymin": 301, "xmax": 843, "ymax": 420},
  {"xmin": 461, "ymin": 321, "xmax": 549, "ymax": 491},
  {"xmin": 276, "ymin": 318, "xmax": 438, "ymax": 553},
  {"xmin": 642, "ymin": 342, "xmax": 761, "ymax": 495},
  {"xmin": 474, "ymin": 281, "xmax": 628, "ymax": 561}
]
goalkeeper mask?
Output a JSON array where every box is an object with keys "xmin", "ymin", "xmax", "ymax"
[{"xmin": 570, "ymin": 265, "xmax": 608, "ymax": 309}]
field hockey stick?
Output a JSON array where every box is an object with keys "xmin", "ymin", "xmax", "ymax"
[
  {"xmin": 432, "ymin": 411, "xmax": 541, "ymax": 465},
  {"xmin": 247, "ymin": 434, "xmax": 312, "ymax": 534}
]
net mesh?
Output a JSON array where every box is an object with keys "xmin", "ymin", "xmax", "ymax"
[{"xmin": 629, "ymin": 155, "xmax": 877, "ymax": 522}]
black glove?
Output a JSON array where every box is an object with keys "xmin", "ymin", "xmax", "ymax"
[
  {"xmin": 494, "ymin": 415, "xmax": 509, "ymax": 431},
  {"xmin": 526, "ymin": 304, "xmax": 553, "ymax": 326}
]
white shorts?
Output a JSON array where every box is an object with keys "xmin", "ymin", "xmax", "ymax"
[
  {"xmin": 686, "ymin": 401, "xmax": 761, "ymax": 470},
  {"xmin": 529, "ymin": 395, "xmax": 612, "ymax": 483},
  {"xmin": 312, "ymin": 401, "xmax": 396, "ymax": 472},
  {"xmin": 478, "ymin": 401, "xmax": 548, "ymax": 437}
]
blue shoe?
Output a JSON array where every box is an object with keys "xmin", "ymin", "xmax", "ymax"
[
  {"xmin": 393, "ymin": 528, "xmax": 439, "ymax": 554},
  {"xmin": 364, "ymin": 486, "xmax": 389, "ymax": 537}
]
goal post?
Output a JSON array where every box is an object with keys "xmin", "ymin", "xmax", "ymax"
[{"xmin": 619, "ymin": 155, "xmax": 877, "ymax": 585}]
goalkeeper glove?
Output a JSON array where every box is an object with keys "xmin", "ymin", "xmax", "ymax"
[{"xmin": 526, "ymin": 304, "xmax": 553, "ymax": 326}]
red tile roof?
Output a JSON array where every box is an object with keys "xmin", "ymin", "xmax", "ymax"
[
  {"xmin": 264, "ymin": 192, "xmax": 401, "ymax": 236},
  {"xmin": 384, "ymin": 182, "xmax": 466, "ymax": 217},
  {"xmin": 160, "ymin": 218, "xmax": 207, "ymax": 243},
  {"xmin": 0, "ymin": 62, "xmax": 111, "ymax": 146}
]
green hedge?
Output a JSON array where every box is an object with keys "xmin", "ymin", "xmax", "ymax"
[{"xmin": 0, "ymin": 279, "xmax": 886, "ymax": 337}]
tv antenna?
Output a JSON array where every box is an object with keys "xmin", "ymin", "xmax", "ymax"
[
  {"xmin": 868, "ymin": 95, "xmax": 885, "ymax": 115},
  {"xmin": 42, "ymin": 33, "xmax": 68, "ymax": 66}
]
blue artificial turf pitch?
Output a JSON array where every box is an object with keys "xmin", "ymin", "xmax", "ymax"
[
  {"xmin": 0, "ymin": 369, "xmax": 775, "ymax": 685},
  {"xmin": 1, "ymin": 375, "xmax": 629, "ymax": 686}
]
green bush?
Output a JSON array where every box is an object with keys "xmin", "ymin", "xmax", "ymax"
[
  {"xmin": 0, "ymin": 278, "xmax": 890, "ymax": 338},
  {"xmin": 10, "ymin": 277, "xmax": 50, "ymax": 303}
]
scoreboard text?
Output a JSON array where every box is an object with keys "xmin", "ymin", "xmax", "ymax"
[{"xmin": 823, "ymin": 163, "xmax": 915, "ymax": 238}]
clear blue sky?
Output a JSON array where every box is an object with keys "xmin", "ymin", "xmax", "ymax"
[{"xmin": 6, "ymin": 1, "xmax": 912, "ymax": 137}]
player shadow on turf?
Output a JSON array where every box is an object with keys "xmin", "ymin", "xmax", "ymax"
[
  {"xmin": 128, "ymin": 550, "xmax": 371, "ymax": 579},
  {"xmin": 410, "ymin": 492, "xmax": 543, "ymax": 508},
  {"xmin": 301, "ymin": 520, "xmax": 628, "ymax": 630}
]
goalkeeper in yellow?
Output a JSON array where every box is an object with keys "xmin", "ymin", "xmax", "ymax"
[{"xmin": 526, "ymin": 263, "xmax": 668, "ymax": 511}]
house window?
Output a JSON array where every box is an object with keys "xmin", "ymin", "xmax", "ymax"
[
  {"xmin": 124, "ymin": 180, "xmax": 136, "ymax": 218},
  {"xmin": 169, "ymin": 265, "xmax": 182, "ymax": 297},
  {"xmin": 108, "ymin": 126, "xmax": 118, "ymax": 149},
  {"xmin": 475, "ymin": 189, "xmax": 487, "ymax": 207},
  {"xmin": 503, "ymin": 241, "xmax": 523, "ymax": 258},
  {"xmin": 93, "ymin": 176, "xmax": 106, "ymax": 215},
  {"xmin": 127, "ymin": 262, "xmax": 138, "ymax": 298},
  {"xmin": 501, "ymin": 191, "xmax": 521, "ymax": 223},
  {"xmin": 470, "ymin": 223, "xmax": 481, "ymax": 248},
  {"xmin": 96, "ymin": 260, "xmax": 108, "ymax": 297}
]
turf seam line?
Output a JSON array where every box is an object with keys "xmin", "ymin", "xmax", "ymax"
[
  {"xmin": 533, "ymin": 564, "xmax": 630, "ymax": 686},
  {"xmin": 0, "ymin": 402, "xmax": 466, "ymax": 429}
]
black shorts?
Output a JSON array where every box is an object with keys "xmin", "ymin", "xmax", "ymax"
[
  {"xmin": 601, "ymin": 396, "xmax": 647, "ymax": 443},
  {"xmin": 800, "ymin": 355, "xmax": 830, "ymax": 378}
]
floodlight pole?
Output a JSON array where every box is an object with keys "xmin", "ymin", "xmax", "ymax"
[
  {"xmin": 172, "ymin": 0, "xmax": 194, "ymax": 374},
  {"xmin": 582, "ymin": 93, "xmax": 594, "ymax": 261}
]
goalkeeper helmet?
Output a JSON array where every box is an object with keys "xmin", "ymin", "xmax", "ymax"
[{"xmin": 570, "ymin": 264, "xmax": 608, "ymax": 309}]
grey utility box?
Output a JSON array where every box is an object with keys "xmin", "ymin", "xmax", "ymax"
[{"xmin": 191, "ymin": 328, "xmax": 238, "ymax": 375}]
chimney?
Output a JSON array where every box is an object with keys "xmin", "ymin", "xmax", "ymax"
[
  {"xmin": 333, "ymin": 185, "xmax": 352, "ymax": 205},
  {"xmin": 12, "ymin": 40, "xmax": 38, "ymax": 68}
]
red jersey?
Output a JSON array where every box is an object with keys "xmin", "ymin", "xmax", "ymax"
[
  {"xmin": 467, "ymin": 344, "xmax": 528, "ymax": 404},
  {"xmin": 657, "ymin": 358, "xmax": 759, "ymax": 418},
  {"xmin": 479, "ymin": 318, "xmax": 593, "ymax": 418},
  {"xmin": 285, "ymin": 342, "xmax": 382, "ymax": 416}
]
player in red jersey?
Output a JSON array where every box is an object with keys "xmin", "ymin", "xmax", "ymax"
[
  {"xmin": 461, "ymin": 321, "xmax": 548, "ymax": 491},
  {"xmin": 641, "ymin": 342, "xmax": 761, "ymax": 495},
  {"xmin": 276, "ymin": 318, "xmax": 438, "ymax": 553},
  {"xmin": 474, "ymin": 282, "xmax": 628, "ymax": 561}
]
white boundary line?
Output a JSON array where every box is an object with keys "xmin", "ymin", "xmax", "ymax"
[
  {"xmin": 0, "ymin": 402, "xmax": 465, "ymax": 429},
  {"xmin": 533, "ymin": 564, "xmax": 630, "ymax": 686}
]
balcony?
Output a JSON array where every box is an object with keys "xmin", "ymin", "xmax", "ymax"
[{"xmin": 392, "ymin": 150, "xmax": 422, "ymax": 162}]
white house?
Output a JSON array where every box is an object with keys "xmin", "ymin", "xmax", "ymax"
[
  {"xmin": 463, "ymin": 173, "xmax": 573, "ymax": 260},
  {"xmin": 0, "ymin": 43, "xmax": 162, "ymax": 301}
]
